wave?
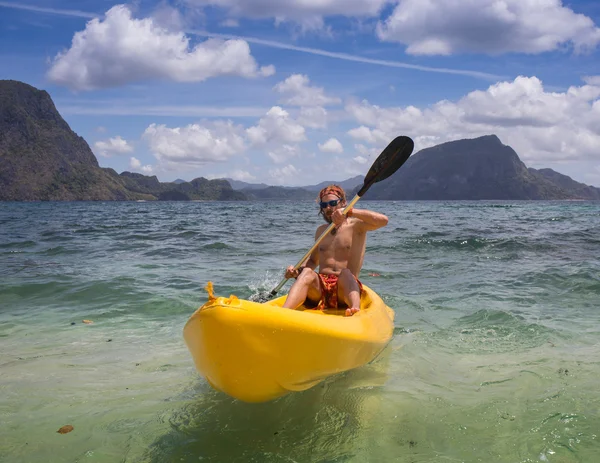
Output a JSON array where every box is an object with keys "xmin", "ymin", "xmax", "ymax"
[
  {"xmin": 202, "ymin": 242, "xmax": 234, "ymax": 250},
  {"xmin": 0, "ymin": 240, "xmax": 37, "ymax": 249},
  {"xmin": 427, "ymin": 309, "xmax": 563, "ymax": 354}
]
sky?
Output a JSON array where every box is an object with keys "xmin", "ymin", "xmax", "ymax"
[{"xmin": 1, "ymin": 0, "xmax": 600, "ymax": 186}]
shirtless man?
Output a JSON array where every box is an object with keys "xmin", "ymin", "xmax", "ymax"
[{"xmin": 283, "ymin": 185, "xmax": 389, "ymax": 317}]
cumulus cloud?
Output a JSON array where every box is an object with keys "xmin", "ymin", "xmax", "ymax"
[
  {"xmin": 267, "ymin": 144, "xmax": 300, "ymax": 164},
  {"xmin": 142, "ymin": 120, "xmax": 245, "ymax": 167},
  {"xmin": 228, "ymin": 170, "xmax": 256, "ymax": 181},
  {"xmin": 377, "ymin": 0, "xmax": 600, "ymax": 55},
  {"xmin": 208, "ymin": 169, "xmax": 256, "ymax": 181},
  {"xmin": 246, "ymin": 106, "xmax": 306, "ymax": 146},
  {"xmin": 274, "ymin": 74, "xmax": 341, "ymax": 107},
  {"xmin": 268, "ymin": 164, "xmax": 300, "ymax": 184},
  {"xmin": 47, "ymin": 4, "xmax": 275, "ymax": 90},
  {"xmin": 186, "ymin": 0, "xmax": 389, "ymax": 28},
  {"xmin": 354, "ymin": 143, "xmax": 380, "ymax": 160},
  {"xmin": 94, "ymin": 136, "xmax": 133, "ymax": 157},
  {"xmin": 318, "ymin": 138, "xmax": 343, "ymax": 153},
  {"xmin": 298, "ymin": 106, "xmax": 329, "ymax": 129},
  {"xmin": 129, "ymin": 157, "xmax": 153, "ymax": 173},
  {"xmin": 345, "ymin": 75, "xmax": 600, "ymax": 165},
  {"xmin": 347, "ymin": 126, "xmax": 388, "ymax": 145}
]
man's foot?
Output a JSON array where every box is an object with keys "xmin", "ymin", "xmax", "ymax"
[{"xmin": 345, "ymin": 307, "xmax": 360, "ymax": 317}]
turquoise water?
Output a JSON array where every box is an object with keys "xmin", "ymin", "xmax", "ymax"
[{"xmin": 1, "ymin": 200, "xmax": 599, "ymax": 462}]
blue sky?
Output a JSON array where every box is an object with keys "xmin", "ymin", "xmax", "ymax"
[{"xmin": 1, "ymin": 0, "xmax": 600, "ymax": 186}]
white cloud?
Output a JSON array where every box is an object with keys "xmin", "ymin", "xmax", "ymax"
[
  {"xmin": 267, "ymin": 144, "xmax": 300, "ymax": 164},
  {"xmin": 584, "ymin": 75, "xmax": 600, "ymax": 86},
  {"xmin": 228, "ymin": 170, "xmax": 256, "ymax": 181},
  {"xmin": 186, "ymin": 0, "xmax": 389, "ymax": 28},
  {"xmin": 345, "ymin": 75, "xmax": 600, "ymax": 165},
  {"xmin": 354, "ymin": 143, "xmax": 380, "ymax": 159},
  {"xmin": 208, "ymin": 169, "xmax": 256, "ymax": 181},
  {"xmin": 142, "ymin": 120, "xmax": 245, "ymax": 167},
  {"xmin": 150, "ymin": 3, "xmax": 185, "ymax": 31},
  {"xmin": 377, "ymin": 0, "xmax": 600, "ymax": 55},
  {"xmin": 129, "ymin": 157, "xmax": 153, "ymax": 173},
  {"xmin": 347, "ymin": 126, "xmax": 389, "ymax": 145},
  {"xmin": 94, "ymin": 136, "xmax": 133, "ymax": 157},
  {"xmin": 246, "ymin": 106, "xmax": 306, "ymax": 146},
  {"xmin": 318, "ymin": 138, "xmax": 343, "ymax": 153},
  {"xmin": 47, "ymin": 4, "xmax": 275, "ymax": 90},
  {"xmin": 274, "ymin": 74, "xmax": 341, "ymax": 106},
  {"xmin": 268, "ymin": 164, "xmax": 300, "ymax": 184},
  {"xmin": 298, "ymin": 106, "xmax": 329, "ymax": 129}
]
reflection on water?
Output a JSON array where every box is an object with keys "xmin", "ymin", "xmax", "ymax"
[{"xmin": 145, "ymin": 347, "xmax": 395, "ymax": 463}]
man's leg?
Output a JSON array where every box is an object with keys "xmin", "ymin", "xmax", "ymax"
[
  {"xmin": 337, "ymin": 268, "xmax": 361, "ymax": 316},
  {"xmin": 283, "ymin": 268, "xmax": 321, "ymax": 309}
]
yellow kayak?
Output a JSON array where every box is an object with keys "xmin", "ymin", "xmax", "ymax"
[{"xmin": 183, "ymin": 282, "xmax": 395, "ymax": 403}]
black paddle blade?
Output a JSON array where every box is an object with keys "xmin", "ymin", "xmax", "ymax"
[{"xmin": 358, "ymin": 136, "xmax": 414, "ymax": 197}]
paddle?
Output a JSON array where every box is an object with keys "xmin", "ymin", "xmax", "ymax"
[{"xmin": 251, "ymin": 135, "xmax": 414, "ymax": 303}]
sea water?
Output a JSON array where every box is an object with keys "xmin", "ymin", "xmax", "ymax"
[{"xmin": 1, "ymin": 200, "xmax": 599, "ymax": 462}]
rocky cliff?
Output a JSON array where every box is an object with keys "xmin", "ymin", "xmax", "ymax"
[
  {"xmin": 0, "ymin": 80, "xmax": 244, "ymax": 201},
  {"xmin": 361, "ymin": 135, "xmax": 588, "ymax": 200}
]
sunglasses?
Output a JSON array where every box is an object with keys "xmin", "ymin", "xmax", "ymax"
[{"xmin": 319, "ymin": 199, "xmax": 340, "ymax": 209}]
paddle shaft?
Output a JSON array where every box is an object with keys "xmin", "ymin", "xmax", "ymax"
[{"xmin": 267, "ymin": 193, "xmax": 361, "ymax": 297}]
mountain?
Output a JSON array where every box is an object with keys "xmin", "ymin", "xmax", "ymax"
[
  {"xmin": 361, "ymin": 135, "xmax": 591, "ymax": 200},
  {"xmin": 0, "ymin": 80, "xmax": 245, "ymax": 201},
  {"xmin": 529, "ymin": 168, "xmax": 600, "ymax": 200},
  {"xmin": 226, "ymin": 176, "xmax": 363, "ymax": 193},
  {"xmin": 172, "ymin": 178, "xmax": 187, "ymax": 184},
  {"xmin": 240, "ymin": 186, "xmax": 316, "ymax": 200},
  {"xmin": 225, "ymin": 178, "xmax": 272, "ymax": 190},
  {"xmin": 0, "ymin": 80, "xmax": 142, "ymax": 200},
  {"xmin": 302, "ymin": 175, "xmax": 364, "ymax": 192},
  {"xmin": 225, "ymin": 175, "xmax": 364, "ymax": 200}
]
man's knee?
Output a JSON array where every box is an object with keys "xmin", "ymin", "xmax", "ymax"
[
  {"xmin": 297, "ymin": 267, "xmax": 317, "ymax": 285},
  {"xmin": 339, "ymin": 268, "xmax": 353, "ymax": 279},
  {"xmin": 338, "ymin": 268, "xmax": 355, "ymax": 285}
]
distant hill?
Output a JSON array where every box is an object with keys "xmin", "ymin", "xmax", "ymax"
[
  {"xmin": 172, "ymin": 178, "xmax": 187, "ymax": 184},
  {"xmin": 361, "ymin": 135, "xmax": 596, "ymax": 200},
  {"xmin": 0, "ymin": 80, "xmax": 245, "ymax": 201},
  {"xmin": 529, "ymin": 168, "xmax": 600, "ymax": 200},
  {"xmin": 225, "ymin": 175, "xmax": 364, "ymax": 200},
  {"xmin": 302, "ymin": 175, "xmax": 364, "ymax": 192},
  {"xmin": 225, "ymin": 178, "xmax": 272, "ymax": 190},
  {"xmin": 240, "ymin": 186, "xmax": 316, "ymax": 200}
]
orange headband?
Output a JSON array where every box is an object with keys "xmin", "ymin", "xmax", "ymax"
[{"xmin": 318, "ymin": 185, "xmax": 345, "ymax": 201}]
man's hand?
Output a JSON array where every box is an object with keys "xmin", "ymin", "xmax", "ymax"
[
  {"xmin": 331, "ymin": 209, "xmax": 348, "ymax": 226},
  {"xmin": 285, "ymin": 265, "xmax": 300, "ymax": 279}
]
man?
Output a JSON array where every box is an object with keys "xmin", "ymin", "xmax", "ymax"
[{"xmin": 283, "ymin": 184, "xmax": 389, "ymax": 317}]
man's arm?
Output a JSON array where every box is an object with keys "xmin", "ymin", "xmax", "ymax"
[{"xmin": 350, "ymin": 209, "xmax": 388, "ymax": 231}]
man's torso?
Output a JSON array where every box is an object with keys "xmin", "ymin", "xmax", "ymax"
[{"xmin": 317, "ymin": 218, "xmax": 366, "ymax": 276}]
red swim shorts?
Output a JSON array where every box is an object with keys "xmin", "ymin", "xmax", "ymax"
[{"xmin": 316, "ymin": 273, "xmax": 363, "ymax": 310}]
